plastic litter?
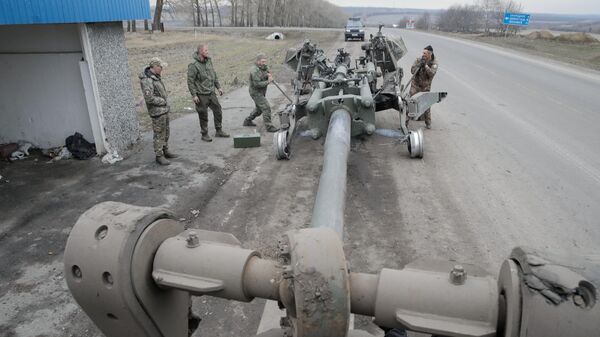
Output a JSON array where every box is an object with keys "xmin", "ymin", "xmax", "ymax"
[
  {"xmin": 53, "ymin": 147, "xmax": 72, "ymax": 161},
  {"xmin": 102, "ymin": 151, "xmax": 123, "ymax": 165},
  {"xmin": 10, "ymin": 151, "xmax": 26, "ymax": 160},
  {"xmin": 66, "ymin": 132, "xmax": 96, "ymax": 160}
]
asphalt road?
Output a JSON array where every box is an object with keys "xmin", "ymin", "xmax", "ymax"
[
  {"xmin": 389, "ymin": 28, "xmax": 600, "ymax": 263},
  {"xmin": 2, "ymin": 28, "xmax": 600, "ymax": 337}
]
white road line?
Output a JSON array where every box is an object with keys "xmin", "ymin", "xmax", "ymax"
[
  {"xmin": 218, "ymin": 166, "xmax": 258, "ymax": 227},
  {"xmin": 256, "ymin": 300, "xmax": 285, "ymax": 334},
  {"xmin": 442, "ymin": 66, "xmax": 600, "ymax": 186}
]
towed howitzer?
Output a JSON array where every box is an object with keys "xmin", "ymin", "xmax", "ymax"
[
  {"xmin": 63, "ymin": 28, "xmax": 599, "ymax": 337},
  {"xmin": 274, "ymin": 26, "xmax": 447, "ymax": 160}
]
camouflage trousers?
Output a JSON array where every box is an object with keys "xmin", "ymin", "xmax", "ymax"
[
  {"xmin": 195, "ymin": 93, "xmax": 223, "ymax": 134},
  {"xmin": 247, "ymin": 94, "xmax": 273, "ymax": 126},
  {"xmin": 151, "ymin": 113, "xmax": 170, "ymax": 157},
  {"xmin": 409, "ymin": 85, "xmax": 432, "ymax": 126}
]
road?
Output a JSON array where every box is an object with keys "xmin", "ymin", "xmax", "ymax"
[
  {"xmin": 190, "ymin": 28, "xmax": 600, "ymax": 336},
  {"xmin": 2, "ymin": 28, "xmax": 600, "ymax": 337}
]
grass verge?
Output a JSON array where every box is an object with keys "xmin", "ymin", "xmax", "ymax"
[
  {"xmin": 126, "ymin": 30, "xmax": 340, "ymax": 130},
  {"xmin": 424, "ymin": 30, "xmax": 600, "ymax": 72}
]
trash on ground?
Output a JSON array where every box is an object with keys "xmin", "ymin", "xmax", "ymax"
[
  {"xmin": 0, "ymin": 143, "xmax": 19, "ymax": 161},
  {"xmin": 10, "ymin": 151, "xmax": 26, "ymax": 160},
  {"xmin": 52, "ymin": 147, "xmax": 73, "ymax": 161},
  {"xmin": 102, "ymin": 150, "xmax": 123, "ymax": 165},
  {"xmin": 66, "ymin": 132, "xmax": 96, "ymax": 160},
  {"xmin": 18, "ymin": 142, "xmax": 33, "ymax": 156}
]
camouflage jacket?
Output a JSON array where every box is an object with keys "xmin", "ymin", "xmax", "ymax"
[
  {"xmin": 248, "ymin": 64, "xmax": 270, "ymax": 96},
  {"xmin": 187, "ymin": 52, "xmax": 221, "ymax": 96},
  {"xmin": 410, "ymin": 57, "xmax": 438, "ymax": 91},
  {"xmin": 140, "ymin": 67, "xmax": 169, "ymax": 117}
]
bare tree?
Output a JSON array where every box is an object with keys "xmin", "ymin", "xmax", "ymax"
[
  {"xmin": 214, "ymin": 0, "xmax": 223, "ymax": 26},
  {"xmin": 477, "ymin": 0, "xmax": 501, "ymax": 33},
  {"xmin": 208, "ymin": 0, "xmax": 215, "ymax": 27},
  {"xmin": 153, "ymin": 0, "xmax": 164, "ymax": 31},
  {"xmin": 416, "ymin": 12, "xmax": 431, "ymax": 30},
  {"xmin": 438, "ymin": 4, "xmax": 484, "ymax": 33}
]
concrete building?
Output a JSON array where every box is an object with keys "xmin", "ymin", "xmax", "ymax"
[{"xmin": 0, "ymin": 0, "xmax": 151, "ymax": 155}]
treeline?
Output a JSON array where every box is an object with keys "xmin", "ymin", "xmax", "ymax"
[
  {"xmin": 406, "ymin": 0, "xmax": 524, "ymax": 35},
  {"xmin": 155, "ymin": 0, "xmax": 347, "ymax": 29}
]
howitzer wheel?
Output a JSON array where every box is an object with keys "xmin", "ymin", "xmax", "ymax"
[
  {"xmin": 407, "ymin": 128, "xmax": 424, "ymax": 158},
  {"xmin": 274, "ymin": 130, "xmax": 290, "ymax": 160}
]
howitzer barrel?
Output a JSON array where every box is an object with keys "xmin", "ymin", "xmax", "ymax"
[{"xmin": 310, "ymin": 109, "xmax": 351, "ymax": 238}]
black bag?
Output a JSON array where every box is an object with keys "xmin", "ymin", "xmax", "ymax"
[{"xmin": 66, "ymin": 132, "xmax": 96, "ymax": 160}]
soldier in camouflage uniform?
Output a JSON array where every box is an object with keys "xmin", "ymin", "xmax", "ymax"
[
  {"xmin": 187, "ymin": 44, "xmax": 230, "ymax": 142},
  {"xmin": 243, "ymin": 53, "xmax": 279, "ymax": 132},
  {"xmin": 408, "ymin": 45, "xmax": 438, "ymax": 129},
  {"xmin": 140, "ymin": 57, "xmax": 177, "ymax": 166}
]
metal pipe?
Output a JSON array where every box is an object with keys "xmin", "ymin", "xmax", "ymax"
[
  {"xmin": 272, "ymin": 80, "xmax": 294, "ymax": 103},
  {"xmin": 310, "ymin": 109, "xmax": 352, "ymax": 238},
  {"xmin": 243, "ymin": 256, "xmax": 282, "ymax": 301},
  {"xmin": 349, "ymin": 272, "xmax": 379, "ymax": 316}
]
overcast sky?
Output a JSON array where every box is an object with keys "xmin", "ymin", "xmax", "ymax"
[{"xmin": 325, "ymin": 0, "xmax": 600, "ymax": 15}]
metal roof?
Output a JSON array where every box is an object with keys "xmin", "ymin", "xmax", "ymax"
[{"xmin": 0, "ymin": 0, "xmax": 151, "ymax": 25}]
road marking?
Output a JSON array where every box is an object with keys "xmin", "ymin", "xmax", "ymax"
[
  {"xmin": 256, "ymin": 300, "xmax": 285, "ymax": 334},
  {"xmin": 442, "ymin": 66, "xmax": 600, "ymax": 187},
  {"xmin": 218, "ymin": 165, "xmax": 259, "ymax": 227}
]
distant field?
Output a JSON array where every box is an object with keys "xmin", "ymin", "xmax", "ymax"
[
  {"xmin": 427, "ymin": 30, "xmax": 600, "ymax": 72},
  {"xmin": 125, "ymin": 29, "xmax": 340, "ymax": 130}
]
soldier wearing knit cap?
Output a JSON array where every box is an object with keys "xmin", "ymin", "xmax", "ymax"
[
  {"xmin": 408, "ymin": 45, "xmax": 439, "ymax": 129},
  {"xmin": 243, "ymin": 53, "xmax": 278, "ymax": 132}
]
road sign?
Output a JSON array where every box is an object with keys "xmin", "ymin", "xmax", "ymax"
[{"xmin": 503, "ymin": 12, "xmax": 531, "ymax": 26}]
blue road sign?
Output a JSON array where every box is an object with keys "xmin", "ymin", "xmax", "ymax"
[{"xmin": 503, "ymin": 12, "xmax": 531, "ymax": 26}]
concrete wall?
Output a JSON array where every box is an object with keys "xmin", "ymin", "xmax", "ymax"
[
  {"xmin": 0, "ymin": 24, "xmax": 94, "ymax": 148},
  {"xmin": 85, "ymin": 22, "xmax": 139, "ymax": 153}
]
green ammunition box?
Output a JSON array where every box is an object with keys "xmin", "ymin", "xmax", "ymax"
[{"xmin": 233, "ymin": 133, "xmax": 261, "ymax": 148}]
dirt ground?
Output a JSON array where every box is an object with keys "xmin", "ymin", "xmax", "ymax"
[{"xmin": 126, "ymin": 29, "xmax": 339, "ymax": 130}]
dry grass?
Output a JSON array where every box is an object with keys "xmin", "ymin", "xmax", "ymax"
[
  {"xmin": 125, "ymin": 30, "xmax": 340, "ymax": 130},
  {"xmin": 469, "ymin": 34, "xmax": 600, "ymax": 71}
]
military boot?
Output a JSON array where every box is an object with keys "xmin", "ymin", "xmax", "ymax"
[
  {"xmin": 164, "ymin": 149, "xmax": 178, "ymax": 158},
  {"xmin": 156, "ymin": 156, "xmax": 171, "ymax": 166},
  {"xmin": 243, "ymin": 118, "xmax": 256, "ymax": 127},
  {"xmin": 201, "ymin": 133, "xmax": 213, "ymax": 142},
  {"xmin": 266, "ymin": 125, "xmax": 279, "ymax": 133},
  {"xmin": 215, "ymin": 129, "xmax": 230, "ymax": 138}
]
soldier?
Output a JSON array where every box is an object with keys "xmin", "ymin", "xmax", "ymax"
[
  {"xmin": 140, "ymin": 57, "xmax": 177, "ymax": 166},
  {"xmin": 408, "ymin": 45, "xmax": 438, "ymax": 129},
  {"xmin": 187, "ymin": 44, "xmax": 230, "ymax": 142},
  {"xmin": 243, "ymin": 53, "xmax": 279, "ymax": 132}
]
